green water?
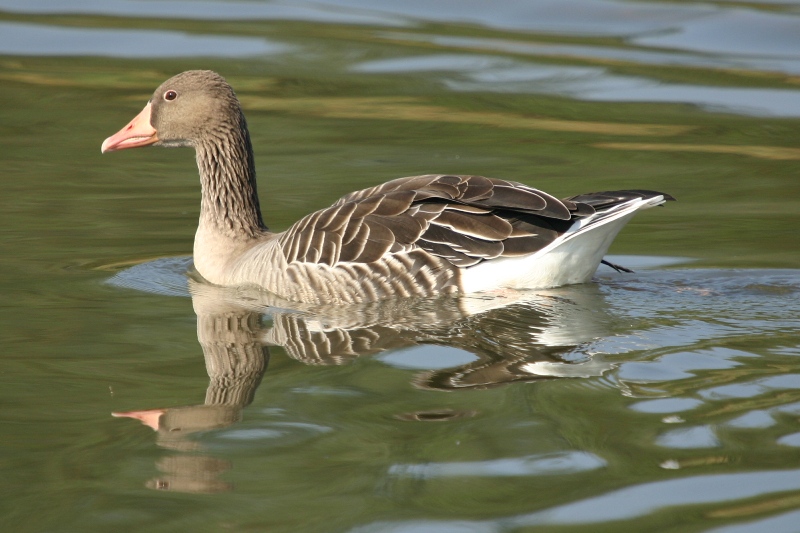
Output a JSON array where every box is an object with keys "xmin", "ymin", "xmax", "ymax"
[{"xmin": 2, "ymin": 2, "xmax": 800, "ymax": 532}]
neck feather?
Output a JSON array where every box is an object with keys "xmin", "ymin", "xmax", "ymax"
[{"xmin": 196, "ymin": 115, "xmax": 266, "ymax": 239}]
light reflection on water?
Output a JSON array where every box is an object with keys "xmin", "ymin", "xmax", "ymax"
[
  {"xmin": 0, "ymin": 0, "xmax": 409, "ymax": 26},
  {"xmin": 354, "ymin": 54, "xmax": 800, "ymax": 117},
  {"xmin": 3, "ymin": 0, "xmax": 800, "ymax": 116},
  {"xmin": 358, "ymin": 468, "xmax": 800, "ymax": 531},
  {"xmin": 381, "ymin": 33, "xmax": 800, "ymax": 76},
  {"xmin": 3, "ymin": 0, "xmax": 800, "ymax": 531},
  {"xmin": 389, "ymin": 451, "xmax": 606, "ymax": 478},
  {"xmin": 633, "ymin": 8, "xmax": 800, "ymax": 57},
  {"xmin": 0, "ymin": 21, "xmax": 291, "ymax": 58}
]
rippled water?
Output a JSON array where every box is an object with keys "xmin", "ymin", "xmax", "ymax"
[{"xmin": 2, "ymin": 1, "xmax": 800, "ymax": 532}]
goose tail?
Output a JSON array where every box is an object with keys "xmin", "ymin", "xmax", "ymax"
[{"xmin": 459, "ymin": 190, "xmax": 673, "ymax": 292}]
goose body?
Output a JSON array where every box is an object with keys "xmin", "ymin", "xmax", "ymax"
[{"xmin": 102, "ymin": 70, "xmax": 673, "ymax": 304}]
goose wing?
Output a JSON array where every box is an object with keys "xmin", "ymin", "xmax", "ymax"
[{"xmin": 276, "ymin": 175, "xmax": 667, "ymax": 268}]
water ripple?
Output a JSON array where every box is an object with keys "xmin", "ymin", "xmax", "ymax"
[
  {"xmin": 389, "ymin": 451, "xmax": 606, "ymax": 479},
  {"xmin": 725, "ymin": 410, "xmax": 775, "ymax": 429},
  {"xmin": 352, "ymin": 468, "xmax": 800, "ymax": 530},
  {"xmin": 353, "ymin": 53, "xmax": 800, "ymax": 117},
  {"xmin": 0, "ymin": 0, "xmax": 408, "ymax": 26},
  {"xmin": 0, "ymin": 21, "xmax": 291, "ymax": 58},
  {"xmin": 700, "ymin": 374, "xmax": 800, "ymax": 400},
  {"xmin": 618, "ymin": 348, "xmax": 749, "ymax": 383},
  {"xmin": 634, "ymin": 8, "xmax": 800, "ymax": 58},
  {"xmin": 656, "ymin": 425, "xmax": 720, "ymax": 449},
  {"xmin": 705, "ymin": 509, "xmax": 800, "ymax": 533}
]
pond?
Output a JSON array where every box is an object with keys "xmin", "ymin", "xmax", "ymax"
[{"xmin": 2, "ymin": 1, "xmax": 800, "ymax": 532}]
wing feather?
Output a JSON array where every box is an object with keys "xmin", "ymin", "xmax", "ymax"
[
  {"xmin": 422, "ymin": 225, "xmax": 504, "ymax": 259},
  {"xmin": 432, "ymin": 209, "xmax": 513, "ymax": 241},
  {"xmin": 277, "ymin": 175, "xmax": 670, "ymax": 269}
]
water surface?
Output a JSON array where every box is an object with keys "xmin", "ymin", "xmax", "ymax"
[{"xmin": 2, "ymin": 1, "xmax": 800, "ymax": 532}]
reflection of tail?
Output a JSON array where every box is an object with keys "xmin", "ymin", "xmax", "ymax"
[
  {"xmin": 415, "ymin": 350, "xmax": 616, "ymax": 390},
  {"xmin": 415, "ymin": 352, "xmax": 553, "ymax": 390},
  {"xmin": 414, "ymin": 288, "xmax": 619, "ymax": 390}
]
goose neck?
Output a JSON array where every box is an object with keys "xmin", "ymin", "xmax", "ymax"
[{"xmin": 196, "ymin": 125, "xmax": 266, "ymax": 239}]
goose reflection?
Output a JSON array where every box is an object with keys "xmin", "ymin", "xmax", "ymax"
[{"xmin": 112, "ymin": 266, "xmax": 617, "ymax": 492}]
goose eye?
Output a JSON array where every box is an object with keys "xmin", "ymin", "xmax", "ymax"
[{"xmin": 163, "ymin": 90, "xmax": 178, "ymax": 101}]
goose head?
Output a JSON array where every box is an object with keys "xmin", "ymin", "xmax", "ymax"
[{"xmin": 101, "ymin": 70, "xmax": 243, "ymax": 153}]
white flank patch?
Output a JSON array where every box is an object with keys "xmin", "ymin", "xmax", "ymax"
[{"xmin": 460, "ymin": 196, "xmax": 663, "ymax": 293}]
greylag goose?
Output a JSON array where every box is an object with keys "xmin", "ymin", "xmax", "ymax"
[{"xmin": 102, "ymin": 70, "xmax": 673, "ymax": 305}]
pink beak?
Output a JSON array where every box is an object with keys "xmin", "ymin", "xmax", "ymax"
[
  {"xmin": 112, "ymin": 408, "xmax": 166, "ymax": 431},
  {"xmin": 101, "ymin": 102, "xmax": 159, "ymax": 153}
]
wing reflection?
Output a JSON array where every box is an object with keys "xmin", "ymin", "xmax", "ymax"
[
  {"xmin": 114, "ymin": 276, "xmax": 616, "ymax": 492},
  {"xmin": 193, "ymin": 278, "xmax": 616, "ymax": 387}
]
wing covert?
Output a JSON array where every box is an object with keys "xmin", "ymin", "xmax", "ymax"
[{"xmin": 277, "ymin": 174, "xmax": 596, "ymax": 268}]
